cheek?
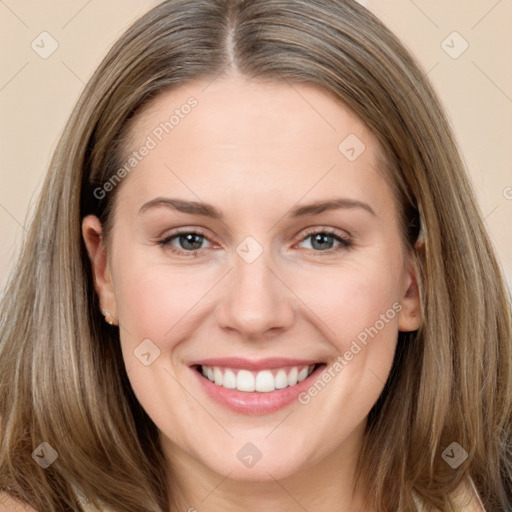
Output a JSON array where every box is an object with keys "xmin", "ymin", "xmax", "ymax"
[
  {"xmin": 295, "ymin": 259, "xmax": 403, "ymax": 348},
  {"xmin": 111, "ymin": 257, "xmax": 216, "ymax": 443},
  {"xmin": 111, "ymin": 251, "xmax": 224, "ymax": 413},
  {"xmin": 113, "ymin": 253, "xmax": 216, "ymax": 340},
  {"xmin": 290, "ymin": 256, "xmax": 403, "ymax": 409}
]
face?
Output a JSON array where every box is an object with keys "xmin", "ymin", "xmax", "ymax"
[{"xmin": 83, "ymin": 76, "xmax": 421, "ymax": 485}]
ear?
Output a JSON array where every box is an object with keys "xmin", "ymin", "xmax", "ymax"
[
  {"xmin": 398, "ymin": 240, "xmax": 423, "ymax": 332},
  {"xmin": 82, "ymin": 215, "xmax": 117, "ymax": 320}
]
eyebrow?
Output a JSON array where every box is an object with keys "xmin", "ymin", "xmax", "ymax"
[{"xmin": 139, "ymin": 197, "xmax": 376, "ymax": 219}]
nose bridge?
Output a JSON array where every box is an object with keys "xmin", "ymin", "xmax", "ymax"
[{"xmin": 215, "ymin": 236, "xmax": 295, "ymax": 338}]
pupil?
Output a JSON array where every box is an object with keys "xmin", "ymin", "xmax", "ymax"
[
  {"xmin": 181, "ymin": 234, "xmax": 202, "ymax": 250},
  {"xmin": 312, "ymin": 233, "xmax": 333, "ymax": 250}
]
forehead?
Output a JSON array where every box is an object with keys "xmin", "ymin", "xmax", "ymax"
[
  {"xmin": 118, "ymin": 76, "xmax": 395, "ymax": 223},
  {"xmin": 126, "ymin": 75, "xmax": 377, "ymax": 159}
]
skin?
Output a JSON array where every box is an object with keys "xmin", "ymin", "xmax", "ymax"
[{"xmin": 82, "ymin": 75, "xmax": 422, "ymax": 512}]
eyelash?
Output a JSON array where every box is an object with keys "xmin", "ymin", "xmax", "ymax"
[{"xmin": 157, "ymin": 227, "xmax": 353, "ymax": 257}]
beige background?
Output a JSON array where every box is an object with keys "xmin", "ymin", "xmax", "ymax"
[{"xmin": 0, "ymin": 0, "xmax": 511, "ymax": 294}]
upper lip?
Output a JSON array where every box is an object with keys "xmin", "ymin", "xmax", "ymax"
[{"xmin": 189, "ymin": 357, "xmax": 323, "ymax": 371}]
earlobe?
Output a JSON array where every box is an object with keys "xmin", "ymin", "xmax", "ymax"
[
  {"xmin": 81, "ymin": 215, "xmax": 117, "ymax": 321},
  {"xmin": 398, "ymin": 244, "xmax": 423, "ymax": 332}
]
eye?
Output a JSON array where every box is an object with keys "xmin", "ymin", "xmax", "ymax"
[
  {"xmin": 157, "ymin": 229, "xmax": 212, "ymax": 257},
  {"xmin": 157, "ymin": 227, "xmax": 353, "ymax": 257},
  {"xmin": 296, "ymin": 228, "xmax": 352, "ymax": 254}
]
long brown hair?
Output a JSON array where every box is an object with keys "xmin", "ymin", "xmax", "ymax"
[{"xmin": 1, "ymin": 1, "xmax": 511, "ymax": 510}]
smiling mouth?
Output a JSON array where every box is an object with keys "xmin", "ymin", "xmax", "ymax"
[{"xmin": 195, "ymin": 364, "xmax": 322, "ymax": 392}]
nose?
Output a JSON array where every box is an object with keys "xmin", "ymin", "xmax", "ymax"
[{"xmin": 215, "ymin": 249, "xmax": 296, "ymax": 341}]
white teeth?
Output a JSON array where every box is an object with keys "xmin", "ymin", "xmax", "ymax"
[
  {"xmin": 275, "ymin": 369, "xmax": 288, "ymax": 389},
  {"xmin": 297, "ymin": 367, "xmax": 309, "ymax": 382},
  {"xmin": 200, "ymin": 364, "xmax": 317, "ymax": 392},
  {"xmin": 213, "ymin": 367, "xmax": 223, "ymax": 386},
  {"xmin": 288, "ymin": 367, "xmax": 298, "ymax": 386},
  {"xmin": 237, "ymin": 370, "xmax": 255, "ymax": 392},
  {"xmin": 223, "ymin": 369, "xmax": 237, "ymax": 389},
  {"xmin": 255, "ymin": 370, "xmax": 275, "ymax": 392}
]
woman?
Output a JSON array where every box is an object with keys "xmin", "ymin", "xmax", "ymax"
[{"xmin": 0, "ymin": 0, "xmax": 510, "ymax": 511}]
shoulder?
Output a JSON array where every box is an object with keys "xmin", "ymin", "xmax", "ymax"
[{"xmin": 0, "ymin": 493, "xmax": 37, "ymax": 512}]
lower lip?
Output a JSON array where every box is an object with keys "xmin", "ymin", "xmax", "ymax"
[{"xmin": 192, "ymin": 364, "xmax": 326, "ymax": 415}]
